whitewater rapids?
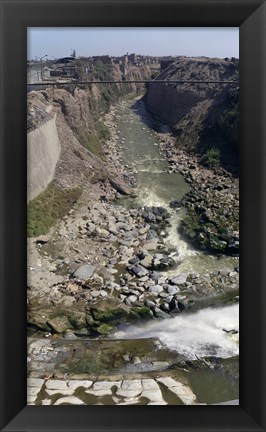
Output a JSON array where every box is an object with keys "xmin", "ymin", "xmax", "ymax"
[{"xmin": 114, "ymin": 304, "xmax": 239, "ymax": 360}]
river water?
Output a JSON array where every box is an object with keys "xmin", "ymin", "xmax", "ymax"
[
  {"xmin": 116, "ymin": 97, "xmax": 238, "ymax": 274},
  {"xmin": 112, "ymin": 96, "xmax": 239, "ymax": 401}
]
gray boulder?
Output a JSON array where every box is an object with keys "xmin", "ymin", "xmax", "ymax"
[
  {"xmin": 149, "ymin": 285, "xmax": 164, "ymax": 294},
  {"xmin": 167, "ymin": 285, "xmax": 180, "ymax": 295},
  {"xmin": 170, "ymin": 273, "xmax": 187, "ymax": 285},
  {"xmin": 72, "ymin": 264, "xmax": 95, "ymax": 280},
  {"xmin": 153, "ymin": 307, "xmax": 170, "ymax": 319},
  {"xmin": 130, "ymin": 265, "xmax": 149, "ymax": 278}
]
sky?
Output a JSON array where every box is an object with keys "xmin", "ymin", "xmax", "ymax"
[{"xmin": 28, "ymin": 27, "xmax": 239, "ymax": 60}]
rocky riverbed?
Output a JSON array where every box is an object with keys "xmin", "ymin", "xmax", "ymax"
[
  {"xmin": 27, "ymin": 94, "xmax": 239, "ymax": 404},
  {"xmin": 114, "ymin": 96, "xmax": 239, "ymax": 256},
  {"xmin": 28, "ymin": 197, "xmax": 239, "ymax": 337}
]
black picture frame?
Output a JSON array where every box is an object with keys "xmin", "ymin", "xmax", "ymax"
[{"xmin": 0, "ymin": 0, "xmax": 265, "ymax": 431}]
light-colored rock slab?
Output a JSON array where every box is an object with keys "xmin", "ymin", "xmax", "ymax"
[
  {"xmin": 142, "ymin": 379, "xmax": 160, "ymax": 391},
  {"xmin": 67, "ymin": 380, "xmax": 93, "ymax": 390},
  {"xmin": 27, "ymin": 387, "xmax": 41, "ymax": 397},
  {"xmin": 45, "ymin": 380, "xmax": 68, "ymax": 390},
  {"xmin": 27, "ymin": 396, "xmax": 37, "ymax": 404},
  {"xmin": 156, "ymin": 377, "xmax": 178, "ymax": 387},
  {"xmin": 141, "ymin": 389, "xmax": 164, "ymax": 403},
  {"xmin": 46, "ymin": 389, "xmax": 74, "ymax": 396},
  {"xmin": 85, "ymin": 389, "xmax": 112, "ymax": 397},
  {"xmin": 157, "ymin": 377, "xmax": 197, "ymax": 405},
  {"xmin": 116, "ymin": 389, "xmax": 142, "ymax": 398},
  {"xmin": 27, "ymin": 378, "xmax": 44, "ymax": 388},
  {"xmin": 121, "ymin": 379, "xmax": 142, "ymax": 391},
  {"xmin": 92, "ymin": 381, "xmax": 121, "ymax": 391},
  {"xmin": 42, "ymin": 399, "xmax": 52, "ymax": 405},
  {"xmin": 117, "ymin": 399, "xmax": 140, "ymax": 405},
  {"xmin": 54, "ymin": 396, "xmax": 85, "ymax": 405},
  {"xmin": 168, "ymin": 386, "xmax": 197, "ymax": 405},
  {"xmin": 147, "ymin": 401, "xmax": 167, "ymax": 405}
]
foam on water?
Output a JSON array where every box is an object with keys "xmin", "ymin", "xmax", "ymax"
[
  {"xmin": 134, "ymin": 186, "xmax": 197, "ymax": 265},
  {"xmin": 114, "ymin": 304, "xmax": 239, "ymax": 359}
]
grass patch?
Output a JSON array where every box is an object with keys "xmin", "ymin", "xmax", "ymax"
[
  {"xmin": 78, "ymin": 120, "xmax": 111, "ymax": 158},
  {"xmin": 27, "ymin": 182, "xmax": 82, "ymax": 237},
  {"xmin": 78, "ymin": 131, "xmax": 103, "ymax": 157},
  {"xmin": 96, "ymin": 120, "xmax": 111, "ymax": 141}
]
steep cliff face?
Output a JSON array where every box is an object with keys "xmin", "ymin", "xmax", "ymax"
[
  {"xmin": 27, "ymin": 64, "xmax": 152, "ymax": 202},
  {"xmin": 145, "ymin": 57, "xmax": 239, "ymax": 173}
]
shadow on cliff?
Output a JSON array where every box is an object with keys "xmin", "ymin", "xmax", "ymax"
[
  {"xmin": 128, "ymin": 86, "xmax": 239, "ymax": 178},
  {"xmin": 129, "ymin": 95, "xmax": 170, "ymax": 134},
  {"xmin": 197, "ymin": 86, "xmax": 239, "ymax": 177}
]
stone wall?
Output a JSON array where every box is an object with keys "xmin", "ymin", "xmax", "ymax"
[{"xmin": 27, "ymin": 115, "xmax": 61, "ymax": 202}]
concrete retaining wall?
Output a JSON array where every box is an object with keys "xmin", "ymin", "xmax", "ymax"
[{"xmin": 27, "ymin": 115, "xmax": 61, "ymax": 202}]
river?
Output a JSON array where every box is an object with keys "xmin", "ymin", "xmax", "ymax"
[
  {"xmin": 112, "ymin": 95, "xmax": 239, "ymax": 402},
  {"xmin": 116, "ymin": 96, "xmax": 238, "ymax": 274}
]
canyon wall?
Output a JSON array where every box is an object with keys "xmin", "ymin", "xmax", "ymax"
[
  {"xmin": 27, "ymin": 64, "xmax": 152, "ymax": 201},
  {"xmin": 145, "ymin": 57, "xmax": 239, "ymax": 172}
]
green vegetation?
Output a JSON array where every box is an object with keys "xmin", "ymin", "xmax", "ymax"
[
  {"xmin": 88, "ymin": 96, "xmax": 97, "ymax": 112},
  {"xmin": 223, "ymin": 104, "xmax": 239, "ymax": 124},
  {"xmin": 78, "ymin": 130, "xmax": 102, "ymax": 157},
  {"xmin": 179, "ymin": 188, "xmax": 239, "ymax": 255},
  {"xmin": 96, "ymin": 120, "xmax": 111, "ymax": 141},
  {"xmin": 78, "ymin": 120, "xmax": 111, "ymax": 158},
  {"xmin": 93, "ymin": 61, "xmax": 113, "ymax": 81},
  {"xmin": 27, "ymin": 182, "xmax": 82, "ymax": 237},
  {"xmin": 200, "ymin": 147, "xmax": 220, "ymax": 168}
]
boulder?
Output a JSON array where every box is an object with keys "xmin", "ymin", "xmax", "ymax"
[
  {"xmin": 178, "ymin": 301, "xmax": 187, "ymax": 311},
  {"xmin": 153, "ymin": 307, "xmax": 170, "ymax": 319},
  {"xmin": 169, "ymin": 199, "xmax": 182, "ymax": 209},
  {"xmin": 95, "ymin": 227, "xmax": 110, "ymax": 238},
  {"xmin": 144, "ymin": 240, "xmax": 158, "ymax": 251},
  {"xmin": 130, "ymin": 306, "xmax": 153, "ymax": 319},
  {"xmin": 169, "ymin": 298, "xmax": 179, "ymax": 311},
  {"xmin": 130, "ymin": 265, "xmax": 149, "ymax": 278},
  {"xmin": 209, "ymin": 236, "xmax": 227, "ymax": 252},
  {"xmin": 149, "ymin": 285, "xmax": 164, "ymax": 294},
  {"xmin": 152, "ymin": 255, "xmax": 176, "ymax": 271},
  {"xmin": 139, "ymin": 254, "xmax": 153, "ymax": 269},
  {"xmin": 71, "ymin": 264, "xmax": 95, "ymax": 280},
  {"xmin": 96, "ymin": 323, "xmax": 113, "ymax": 335},
  {"xmin": 125, "ymin": 295, "xmax": 138, "ymax": 305},
  {"xmin": 167, "ymin": 285, "xmax": 180, "ymax": 295},
  {"xmin": 47, "ymin": 316, "xmax": 73, "ymax": 334},
  {"xmin": 90, "ymin": 300, "xmax": 130, "ymax": 323},
  {"xmin": 27, "ymin": 312, "xmax": 51, "ymax": 332},
  {"xmin": 68, "ymin": 311, "xmax": 87, "ymax": 329},
  {"xmin": 170, "ymin": 273, "xmax": 187, "ymax": 285},
  {"xmin": 109, "ymin": 178, "xmax": 132, "ymax": 196}
]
